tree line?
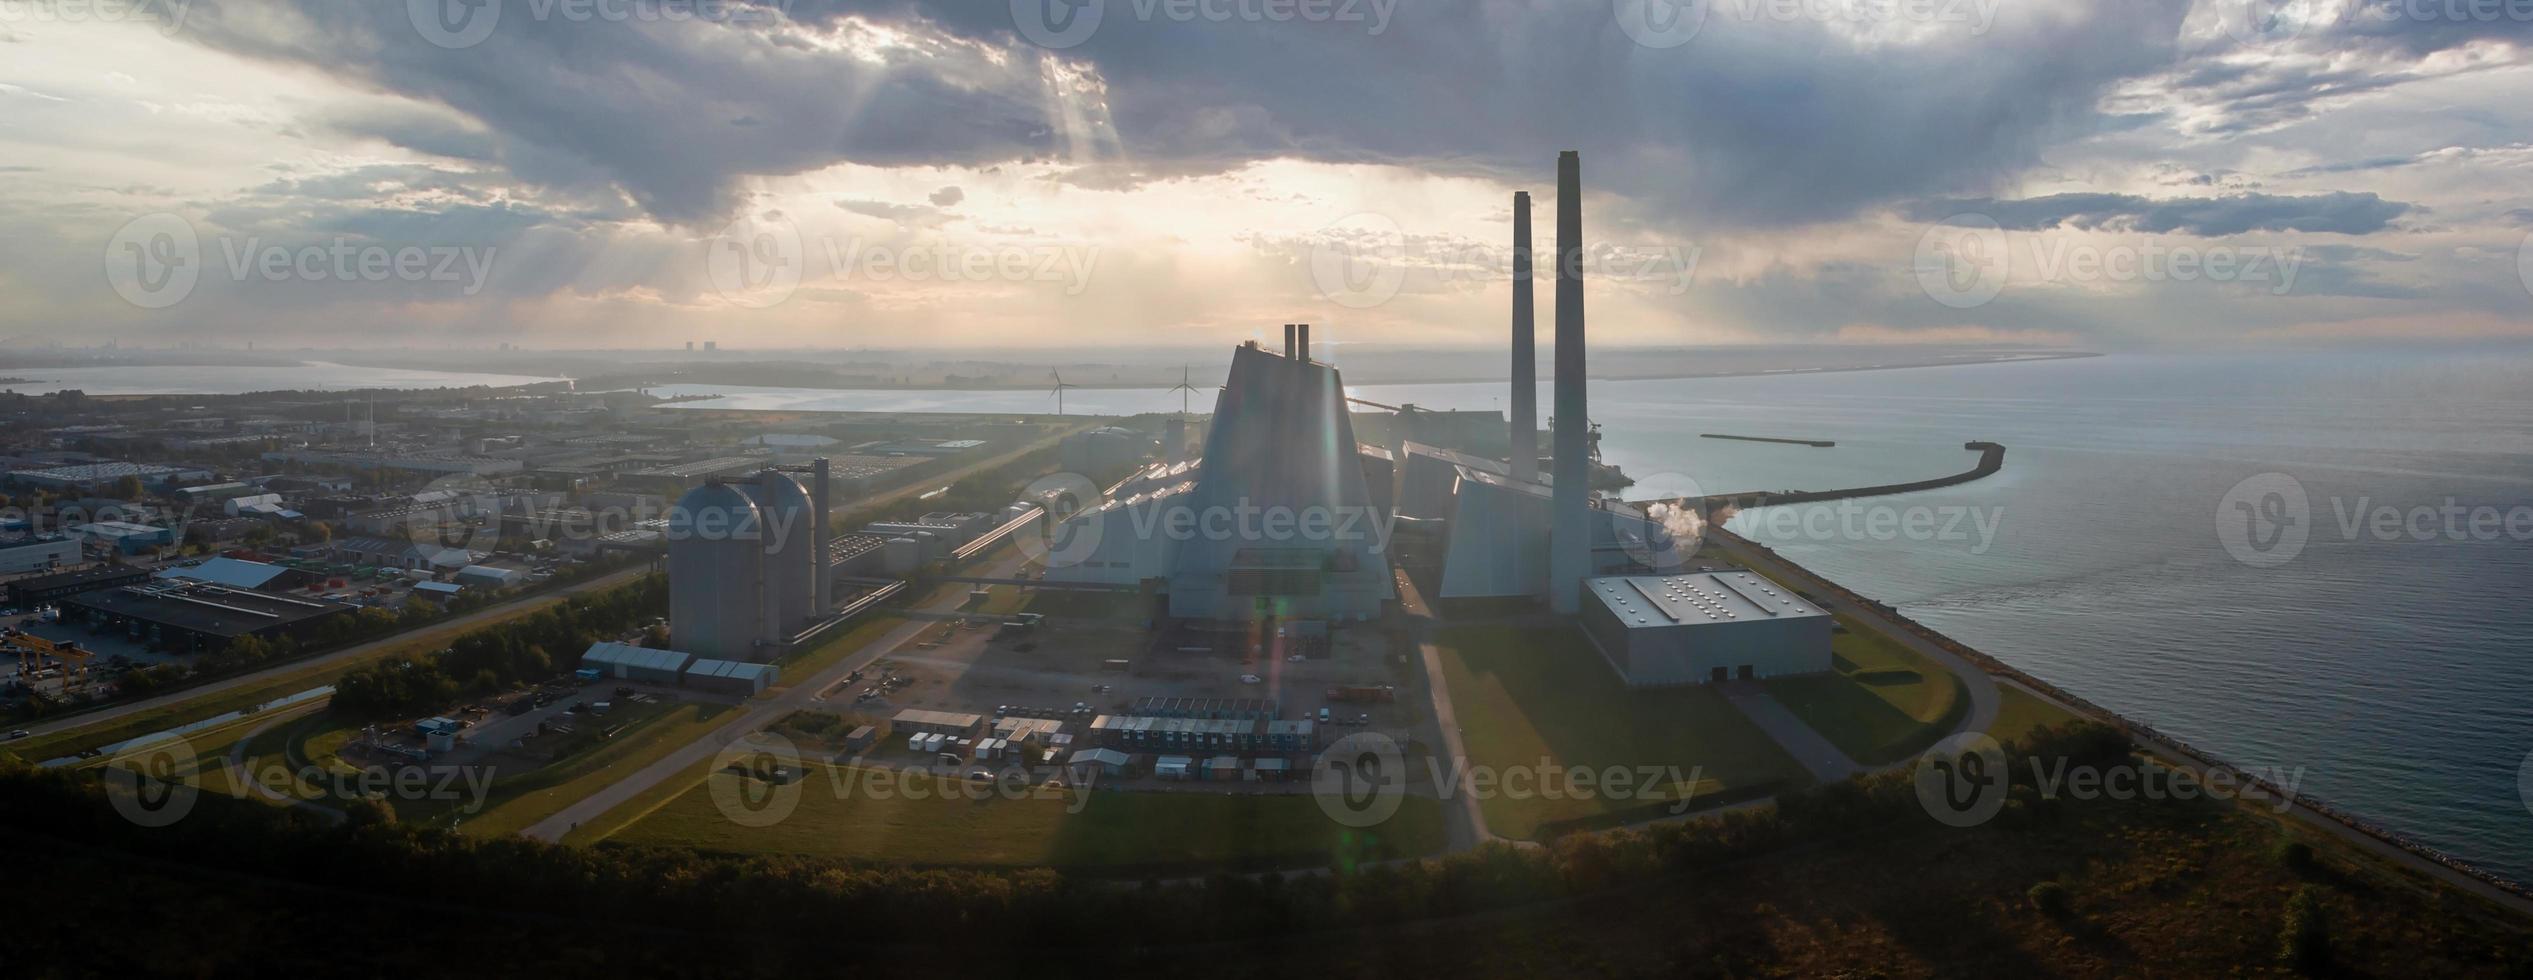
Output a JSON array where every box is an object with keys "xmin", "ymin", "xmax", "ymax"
[{"xmin": 329, "ymin": 573, "xmax": 667, "ymax": 718}]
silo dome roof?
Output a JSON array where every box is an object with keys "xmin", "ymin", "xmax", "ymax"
[{"xmin": 669, "ymin": 481, "xmax": 764, "ymax": 540}]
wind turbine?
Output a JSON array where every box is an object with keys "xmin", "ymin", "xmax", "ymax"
[
  {"xmin": 1048, "ymin": 370, "xmax": 1076, "ymax": 416},
  {"xmin": 1168, "ymin": 366, "xmax": 1201, "ymax": 415}
]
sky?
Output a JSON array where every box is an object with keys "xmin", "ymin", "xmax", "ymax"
[{"xmin": 1, "ymin": 0, "xmax": 2529, "ymax": 351}]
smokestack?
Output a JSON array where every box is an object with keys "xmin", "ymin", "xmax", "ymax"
[
  {"xmin": 1284, "ymin": 323, "xmax": 1297, "ymax": 358},
  {"xmin": 1297, "ymin": 323, "xmax": 1311, "ymax": 363},
  {"xmin": 1549, "ymin": 151, "xmax": 1590, "ymax": 615},
  {"xmin": 812, "ymin": 457, "xmax": 832, "ymax": 609},
  {"xmin": 1510, "ymin": 192, "xmax": 1539, "ymax": 484}
]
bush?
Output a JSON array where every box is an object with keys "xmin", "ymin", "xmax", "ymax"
[
  {"xmin": 2279, "ymin": 884, "xmax": 2332, "ymax": 973},
  {"xmin": 2027, "ymin": 881, "xmax": 2070, "ymax": 916},
  {"xmin": 2273, "ymin": 838, "xmax": 2316, "ymax": 873}
]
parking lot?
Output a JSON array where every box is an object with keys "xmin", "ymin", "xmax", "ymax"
[{"xmin": 826, "ymin": 586, "xmax": 1431, "ymax": 760}]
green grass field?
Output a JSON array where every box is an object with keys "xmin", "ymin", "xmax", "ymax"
[
  {"xmin": 1431, "ymin": 624, "xmax": 1810, "ymax": 840},
  {"xmin": 610, "ymin": 763, "xmax": 1447, "ymax": 874},
  {"xmin": 1986, "ymin": 683, "xmax": 2084, "ymax": 744},
  {"xmin": 1761, "ymin": 616, "xmax": 1968, "ymax": 766}
]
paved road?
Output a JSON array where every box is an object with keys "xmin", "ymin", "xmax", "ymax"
[
  {"xmin": 1392, "ymin": 572, "xmax": 1491, "ymax": 852},
  {"xmin": 1720, "ymin": 681, "xmax": 1862, "ymax": 782},
  {"xmin": 522, "ymin": 554, "xmax": 1027, "ymax": 841},
  {"xmin": 17, "ymin": 566, "xmax": 654, "ymax": 743}
]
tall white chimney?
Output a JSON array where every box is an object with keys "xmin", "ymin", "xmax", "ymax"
[
  {"xmin": 1510, "ymin": 191, "xmax": 1539, "ymax": 484},
  {"xmin": 1549, "ymin": 151, "xmax": 1591, "ymax": 615},
  {"xmin": 812, "ymin": 457, "xmax": 833, "ymax": 609}
]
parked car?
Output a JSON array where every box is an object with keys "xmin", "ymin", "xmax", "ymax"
[{"xmin": 1317, "ymin": 707, "xmax": 1332, "ymax": 723}]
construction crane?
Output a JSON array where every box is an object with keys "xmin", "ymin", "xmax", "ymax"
[{"xmin": 8, "ymin": 632, "xmax": 92, "ymax": 680}]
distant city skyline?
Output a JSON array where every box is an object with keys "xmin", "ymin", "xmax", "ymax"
[{"xmin": 3, "ymin": 2, "xmax": 2529, "ymax": 350}]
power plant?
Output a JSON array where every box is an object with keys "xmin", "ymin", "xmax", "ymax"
[
  {"xmin": 1045, "ymin": 151, "xmax": 1682, "ymax": 626},
  {"xmin": 666, "ymin": 463, "xmax": 834, "ymax": 662}
]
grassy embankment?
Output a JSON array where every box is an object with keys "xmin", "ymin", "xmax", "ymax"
[
  {"xmin": 1430, "ymin": 624, "xmax": 1811, "ymax": 840},
  {"xmin": 1762, "ymin": 614, "xmax": 1969, "ymax": 765},
  {"xmin": 610, "ymin": 762, "xmax": 1449, "ymax": 874}
]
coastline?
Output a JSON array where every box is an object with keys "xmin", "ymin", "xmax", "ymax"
[{"xmin": 1711, "ymin": 525, "xmax": 2533, "ymax": 913}]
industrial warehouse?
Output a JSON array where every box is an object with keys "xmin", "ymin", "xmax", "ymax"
[{"xmin": 59, "ymin": 581, "xmax": 354, "ymax": 655}]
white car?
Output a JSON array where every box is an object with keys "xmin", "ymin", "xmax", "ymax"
[
  {"xmin": 1239, "ymin": 674, "xmax": 1262, "ymax": 685},
  {"xmin": 6, "ymin": 730, "xmax": 30, "ymax": 740}
]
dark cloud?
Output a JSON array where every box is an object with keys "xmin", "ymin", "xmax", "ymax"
[
  {"xmin": 928, "ymin": 186, "xmax": 964, "ymax": 207},
  {"xmin": 1904, "ymin": 191, "xmax": 2413, "ymax": 236},
  {"xmin": 162, "ymin": 0, "xmax": 2195, "ymax": 230},
  {"xmin": 168, "ymin": 1, "xmax": 1057, "ymax": 225}
]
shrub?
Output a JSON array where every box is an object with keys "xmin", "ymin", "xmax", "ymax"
[
  {"xmin": 2027, "ymin": 881, "xmax": 2070, "ymax": 916},
  {"xmin": 2273, "ymin": 838, "xmax": 2316, "ymax": 873},
  {"xmin": 2279, "ymin": 884, "xmax": 2332, "ymax": 973}
]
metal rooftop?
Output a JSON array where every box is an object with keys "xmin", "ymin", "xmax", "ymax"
[{"xmin": 1586, "ymin": 571, "xmax": 1827, "ymax": 629}]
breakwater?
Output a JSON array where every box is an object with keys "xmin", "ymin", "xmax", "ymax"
[
  {"xmin": 1703, "ymin": 441, "xmax": 2005, "ymax": 510},
  {"xmin": 1700, "ymin": 433, "xmax": 1835, "ymax": 448}
]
